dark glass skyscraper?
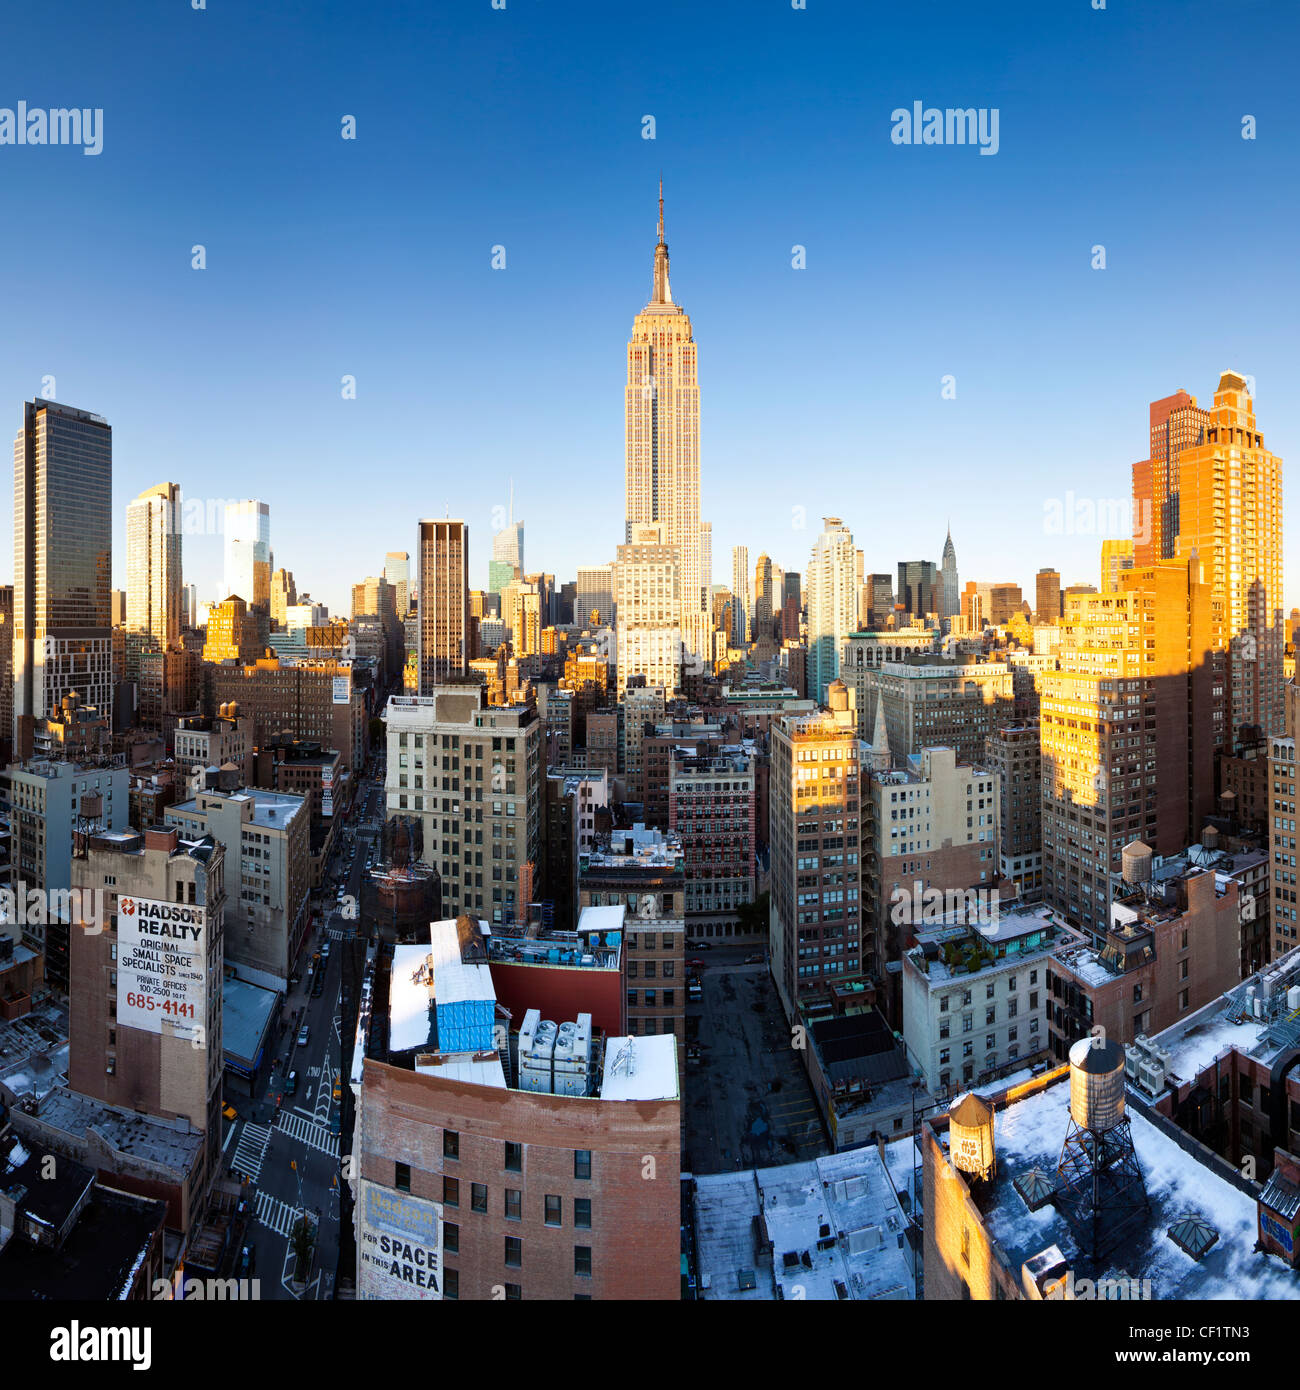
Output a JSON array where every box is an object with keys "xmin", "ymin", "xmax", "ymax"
[{"xmin": 12, "ymin": 399, "xmax": 113, "ymax": 755}]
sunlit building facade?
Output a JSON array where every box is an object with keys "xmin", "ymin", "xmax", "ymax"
[
  {"xmin": 1039, "ymin": 557, "xmax": 1223, "ymax": 939},
  {"xmin": 625, "ymin": 184, "xmax": 708, "ymax": 664}
]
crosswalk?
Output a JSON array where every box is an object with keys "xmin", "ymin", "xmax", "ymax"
[
  {"xmin": 256, "ymin": 1190, "xmax": 299, "ymax": 1237},
  {"xmin": 231, "ymin": 1122, "xmax": 271, "ymax": 1182},
  {"xmin": 277, "ymin": 1110, "xmax": 340, "ymax": 1157}
]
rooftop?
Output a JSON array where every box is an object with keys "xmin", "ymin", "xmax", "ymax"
[
  {"xmin": 0, "ymin": 1170, "xmax": 164, "ymax": 1301},
  {"xmin": 598, "ymin": 1034, "xmax": 678, "ymax": 1101},
  {"xmin": 222, "ymin": 976, "xmax": 280, "ymax": 1069},
  {"xmin": 1152, "ymin": 945, "xmax": 1300, "ymax": 1082},
  {"xmin": 169, "ymin": 786, "xmax": 307, "ymax": 830},
  {"xmin": 582, "ymin": 822, "xmax": 683, "ymax": 871},
  {"xmin": 963, "ymin": 1074, "xmax": 1300, "ymax": 1296},
  {"xmin": 0, "ymin": 997, "xmax": 69, "ymax": 1105},
  {"xmin": 32, "ymin": 1088, "xmax": 205, "ymax": 1172},
  {"xmin": 693, "ymin": 1146, "xmax": 914, "ymax": 1300}
]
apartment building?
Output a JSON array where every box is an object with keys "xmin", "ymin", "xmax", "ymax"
[
  {"xmin": 384, "ymin": 688, "xmax": 542, "ymax": 926},
  {"xmin": 578, "ymin": 825, "xmax": 685, "ymax": 1053},
  {"xmin": 1039, "ymin": 557, "xmax": 1223, "ymax": 940},
  {"xmin": 769, "ymin": 681, "xmax": 868, "ymax": 1020},
  {"xmin": 68, "ymin": 826, "xmax": 226, "ymax": 1197},
  {"xmin": 164, "ymin": 787, "xmax": 309, "ymax": 990},
  {"xmin": 902, "ymin": 903, "xmax": 1073, "ymax": 1096},
  {"xmin": 864, "ymin": 745, "xmax": 1000, "ymax": 1024},
  {"xmin": 984, "ymin": 723, "xmax": 1043, "ymax": 900}
]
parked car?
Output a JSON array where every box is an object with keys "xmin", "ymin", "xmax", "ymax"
[
  {"xmin": 238, "ymin": 1245, "xmax": 255, "ymax": 1277},
  {"xmin": 321, "ymin": 941, "xmax": 331, "ymax": 959},
  {"xmin": 284, "ymin": 1070, "xmax": 299, "ymax": 1095},
  {"xmin": 687, "ymin": 958, "xmax": 706, "ymax": 970},
  {"xmin": 686, "ymin": 940, "xmax": 713, "ymax": 950},
  {"xmin": 297, "ymin": 1024, "xmax": 310, "ymax": 1048},
  {"xmin": 311, "ymin": 971, "xmax": 325, "ymax": 999},
  {"xmin": 744, "ymin": 953, "xmax": 765, "ymax": 964}
]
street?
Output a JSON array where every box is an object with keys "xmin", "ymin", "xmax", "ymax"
[{"xmin": 218, "ymin": 757, "xmax": 386, "ymax": 1299}]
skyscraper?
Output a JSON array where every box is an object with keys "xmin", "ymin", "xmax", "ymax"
[
  {"xmin": 614, "ymin": 524, "xmax": 680, "ymax": 699},
  {"xmin": 806, "ymin": 518, "xmax": 858, "ymax": 704},
  {"xmin": 385, "ymin": 551, "xmax": 411, "ymax": 618},
  {"xmin": 223, "ymin": 500, "xmax": 271, "ymax": 610},
  {"xmin": 1133, "ymin": 373, "xmax": 1285, "ymax": 738},
  {"xmin": 1034, "ymin": 567, "xmax": 1061, "ymax": 622},
  {"xmin": 489, "ymin": 511, "xmax": 524, "ymax": 597},
  {"xmin": 418, "ymin": 519, "xmax": 469, "ymax": 692},
  {"xmin": 940, "ymin": 526, "xmax": 960, "ymax": 620},
  {"xmin": 753, "ymin": 553, "xmax": 775, "ymax": 648},
  {"xmin": 1132, "ymin": 389, "xmax": 1207, "ymax": 566},
  {"xmin": 625, "ymin": 183, "xmax": 708, "ymax": 661},
  {"xmin": 13, "ymin": 399, "xmax": 113, "ymax": 753},
  {"xmin": 897, "ymin": 560, "xmax": 938, "ymax": 621},
  {"xmin": 1171, "ymin": 373, "xmax": 1284, "ymax": 738},
  {"xmin": 125, "ymin": 482, "xmax": 183, "ymax": 651},
  {"xmin": 1100, "ymin": 538, "xmax": 1134, "ymax": 594},
  {"xmin": 731, "ymin": 545, "xmax": 750, "ymax": 645},
  {"xmin": 270, "ymin": 567, "xmax": 297, "ymax": 628},
  {"xmin": 1039, "ymin": 557, "xmax": 1222, "ymax": 938},
  {"xmin": 575, "ymin": 565, "xmax": 614, "ymax": 628}
]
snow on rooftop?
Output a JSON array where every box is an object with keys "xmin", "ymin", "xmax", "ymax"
[
  {"xmin": 428, "ymin": 919, "xmax": 495, "ymax": 1008},
  {"xmin": 577, "ymin": 904, "xmax": 625, "ymax": 936},
  {"xmin": 694, "ymin": 1147, "xmax": 913, "ymax": 1301},
  {"xmin": 415, "ymin": 1053, "xmax": 507, "ymax": 1088},
  {"xmin": 599, "ymin": 1034, "xmax": 678, "ymax": 1101},
  {"xmin": 1160, "ymin": 1011, "xmax": 1267, "ymax": 1083},
  {"xmin": 389, "ymin": 944, "xmax": 435, "ymax": 1053},
  {"xmin": 979, "ymin": 1078, "xmax": 1300, "ymax": 1298}
]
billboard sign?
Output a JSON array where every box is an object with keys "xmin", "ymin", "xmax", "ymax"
[
  {"xmin": 356, "ymin": 1181, "xmax": 443, "ymax": 1300},
  {"xmin": 116, "ymin": 896, "xmax": 207, "ymax": 1041}
]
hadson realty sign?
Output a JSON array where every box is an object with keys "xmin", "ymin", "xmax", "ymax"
[{"xmin": 116, "ymin": 896, "xmax": 207, "ymax": 1041}]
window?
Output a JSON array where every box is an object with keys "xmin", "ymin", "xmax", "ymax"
[
  {"xmin": 574, "ymin": 1150, "xmax": 592, "ymax": 1180},
  {"xmin": 444, "ymin": 1222, "xmax": 459, "ymax": 1254},
  {"xmin": 443, "ymin": 1176, "xmax": 459, "ymax": 1207},
  {"xmin": 505, "ymin": 1236, "xmax": 522, "ymax": 1268},
  {"xmin": 505, "ymin": 1141, "xmax": 523, "ymax": 1173},
  {"xmin": 544, "ymin": 1194, "xmax": 562, "ymax": 1226},
  {"xmin": 395, "ymin": 1162, "xmax": 411, "ymax": 1193},
  {"xmin": 505, "ymin": 1188, "xmax": 521, "ymax": 1221},
  {"xmin": 444, "ymin": 1268, "xmax": 459, "ymax": 1300},
  {"xmin": 471, "ymin": 1182, "xmax": 488, "ymax": 1213},
  {"xmin": 503, "ymin": 1282, "xmax": 521, "ymax": 1300},
  {"xmin": 573, "ymin": 1198, "xmax": 592, "ymax": 1229},
  {"xmin": 443, "ymin": 1129, "xmax": 459, "ymax": 1160},
  {"xmin": 574, "ymin": 1245, "xmax": 592, "ymax": 1277}
]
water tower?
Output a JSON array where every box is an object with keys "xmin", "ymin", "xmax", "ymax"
[
  {"xmin": 947, "ymin": 1093, "xmax": 996, "ymax": 1184},
  {"xmin": 1056, "ymin": 1037, "xmax": 1150, "ymax": 1260}
]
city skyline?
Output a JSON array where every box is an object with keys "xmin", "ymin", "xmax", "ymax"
[{"xmin": 1, "ymin": 1, "xmax": 1295, "ymax": 616}]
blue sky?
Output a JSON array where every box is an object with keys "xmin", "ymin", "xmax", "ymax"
[{"xmin": 1, "ymin": 0, "xmax": 1296, "ymax": 616}]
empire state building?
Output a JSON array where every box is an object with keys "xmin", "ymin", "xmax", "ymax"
[{"xmin": 624, "ymin": 183, "xmax": 709, "ymax": 662}]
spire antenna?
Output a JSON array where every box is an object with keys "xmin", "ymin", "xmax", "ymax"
[{"xmin": 651, "ymin": 178, "xmax": 672, "ymax": 304}]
